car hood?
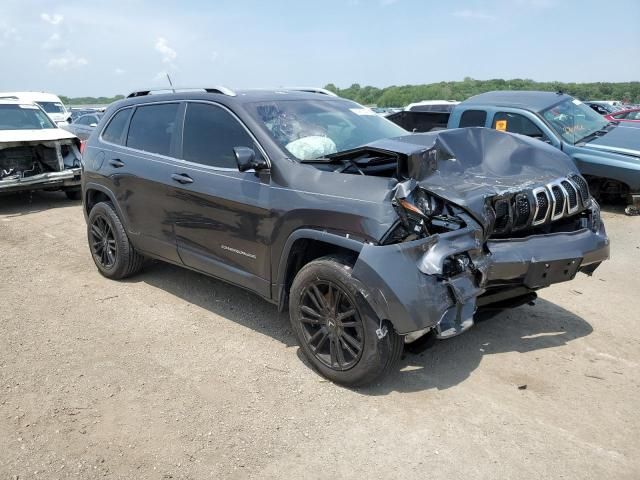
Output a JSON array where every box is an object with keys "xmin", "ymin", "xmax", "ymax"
[
  {"xmin": 586, "ymin": 124, "xmax": 640, "ymax": 157},
  {"xmin": 0, "ymin": 128, "xmax": 77, "ymax": 143},
  {"xmin": 331, "ymin": 127, "xmax": 579, "ymax": 226}
]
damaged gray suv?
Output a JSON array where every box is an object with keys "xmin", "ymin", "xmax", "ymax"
[{"xmin": 82, "ymin": 87, "xmax": 610, "ymax": 386}]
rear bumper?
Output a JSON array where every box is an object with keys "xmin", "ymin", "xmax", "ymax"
[
  {"xmin": 0, "ymin": 168, "xmax": 81, "ymax": 194},
  {"xmin": 352, "ymin": 223, "xmax": 609, "ymax": 336}
]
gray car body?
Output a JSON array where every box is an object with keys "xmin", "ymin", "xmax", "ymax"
[
  {"xmin": 81, "ymin": 90, "xmax": 609, "ymax": 339},
  {"xmin": 447, "ymin": 91, "xmax": 640, "ymax": 206},
  {"xmin": 64, "ymin": 113, "xmax": 102, "ymax": 141}
]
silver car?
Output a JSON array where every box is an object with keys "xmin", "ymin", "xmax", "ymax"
[{"xmin": 65, "ymin": 113, "xmax": 103, "ymax": 141}]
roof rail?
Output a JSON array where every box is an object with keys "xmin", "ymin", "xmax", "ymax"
[
  {"xmin": 126, "ymin": 86, "xmax": 236, "ymax": 98},
  {"xmin": 285, "ymin": 87, "xmax": 338, "ymax": 97}
]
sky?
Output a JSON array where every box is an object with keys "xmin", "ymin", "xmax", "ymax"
[{"xmin": 0, "ymin": 0, "xmax": 638, "ymax": 97}]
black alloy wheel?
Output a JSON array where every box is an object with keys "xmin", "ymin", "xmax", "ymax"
[
  {"xmin": 298, "ymin": 280, "xmax": 365, "ymax": 371},
  {"xmin": 90, "ymin": 214, "xmax": 117, "ymax": 269}
]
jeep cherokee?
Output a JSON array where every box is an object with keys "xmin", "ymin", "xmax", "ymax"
[{"xmin": 82, "ymin": 87, "xmax": 610, "ymax": 386}]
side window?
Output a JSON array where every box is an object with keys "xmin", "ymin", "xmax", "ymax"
[
  {"xmin": 182, "ymin": 103, "xmax": 256, "ymax": 169},
  {"xmin": 101, "ymin": 108, "xmax": 131, "ymax": 145},
  {"xmin": 127, "ymin": 103, "xmax": 179, "ymax": 156},
  {"xmin": 459, "ymin": 109, "xmax": 487, "ymax": 127},
  {"xmin": 492, "ymin": 112, "xmax": 545, "ymax": 139}
]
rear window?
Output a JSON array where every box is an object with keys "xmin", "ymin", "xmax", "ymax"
[
  {"xmin": 126, "ymin": 103, "xmax": 179, "ymax": 156},
  {"xmin": 102, "ymin": 108, "xmax": 131, "ymax": 145},
  {"xmin": 459, "ymin": 110, "xmax": 487, "ymax": 127},
  {"xmin": 38, "ymin": 101, "xmax": 66, "ymax": 114}
]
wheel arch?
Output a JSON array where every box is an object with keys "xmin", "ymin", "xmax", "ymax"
[
  {"xmin": 83, "ymin": 183, "xmax": 128, "ymax": 227},
  {"xmin": 275, "ymin": 229, "xmax": 365, "ymax": 312}
]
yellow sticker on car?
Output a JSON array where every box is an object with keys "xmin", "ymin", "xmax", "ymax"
[{"xmin": 495, "ymin": 120, "xmax": 507, "ymax": 131}]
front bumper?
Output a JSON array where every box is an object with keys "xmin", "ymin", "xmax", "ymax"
[
  {"xmin": 0, "ymin": 168, "xmax": 82, "ymax": 194},
  {"xmin": 352, "ymin": 223, "xmax": 609, "ymax": 336}
]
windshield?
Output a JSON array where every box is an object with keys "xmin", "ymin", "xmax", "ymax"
[
  {"xmin": 541, "ymin": 99, "xmax": 609, "ymax": 144},
  {"xmin": 37, "ymin": 101, "xmax": 67, "ymax": 115},
  {"xmin": 0, "ymin": 104, "xmax": 57, "ymax": 130},
  {"xmin": 246, "ymin": 99, "xmax": 407, "ymax": 160}
]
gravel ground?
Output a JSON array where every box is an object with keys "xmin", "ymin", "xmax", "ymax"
[{"xmin": 1, "ymin": 191, "xmax": 639, "ymax": 480}]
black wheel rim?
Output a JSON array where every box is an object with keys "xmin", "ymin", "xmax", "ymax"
[
  {"xmin": 90, "ymin": 215, "xmax": 117, "ymax": 269},
  {"xmin": 298, "ymin": 281, "xmax": 364, "ymax": 371}
]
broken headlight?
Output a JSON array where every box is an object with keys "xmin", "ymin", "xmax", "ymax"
[
  {"xmin": 589, "ymin": 198, "xmax": 602, "ymax": 233},
  {"xmin": 385, "ymin": 188, "xmax": 466, "ymax": 244}
]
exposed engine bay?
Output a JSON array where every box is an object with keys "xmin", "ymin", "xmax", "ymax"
[{"xmin": 0, "ymin": 139, "xmax": 81, "ymax": 190}]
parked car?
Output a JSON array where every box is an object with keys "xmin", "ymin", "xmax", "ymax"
[
  {"xmin": 0, "ymin": 91, "xmax": 71, "ymax": 126},
  {"xmin": 605, "ymin": 108, "xmax": 640, "ymax": 123},
  {"xmin": 70, "ymin": 108, "xmax": 97, "ymax": 122},
  {"xmin": 387, "ymin": 100, "xmax": 459, "ymax": 132},
  {"xmin": 64, "ymin": 112, "xmax": 103, "ymax": 141},
  {"xmin": 81, "ymin": 87, "xmax": 609, "ymax": 386},
  {"xmin": 584, "ymin": 101, "xmax": 622, "ymax": 115},
  {"xmin": 0, "ymin": 99, "xmax": 82, "ymax": 198},
  {"xmin": 446, "ymin": 91, "xmax": 640, "ymax": 215}
]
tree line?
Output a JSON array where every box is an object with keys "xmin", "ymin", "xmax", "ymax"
[
  {"xmin": 324, "ymin": 78, "xmax": 640, "ymax": 107},
  {"xmin": 59, "ymin": 78, "xmax": 640, "ymax": 106}
]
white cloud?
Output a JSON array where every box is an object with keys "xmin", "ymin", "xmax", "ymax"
[
  {"xmin": 48, "ymin": 51, "xmax": 88, "ymax": 70},
  {"xmin": 42, "ymin": 32, "xmax": 61, "ymax": 50},
  {"xmin": 114, "ymin": 68, "xmax": 125, "ymax": 75},
  {"xmin": 155, "ymin": 37, "xmax": 177, "ymax": 64},
  {"xmin": 0, "ymin": 25, "xmax": 20, "ymax": 45},
  {"xmin": 211, "ymin": 51, "xmax": 219, "ymax": 62},
  {"xmin": 40, "ymin": 13, "xmax": 64, "ymax": 25},
  {"xmin": 379, "ymin": 0, "xmax": 399, "ymax": 5},
  {"xmin": 453, "ymin": 9, "xmax": 496, "ymax": 20}
]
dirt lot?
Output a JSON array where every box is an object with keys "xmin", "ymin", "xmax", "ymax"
[{"xmin": 0, "ymin": 191, "xmax": 638, "ymax": 480}]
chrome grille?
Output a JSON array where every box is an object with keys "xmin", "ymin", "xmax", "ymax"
[
  {"xmin": 570, "ymin": 174, "xmax": 590, "ymax": 203},
  {"xmin": 513, "ymin": 193, "xmax": 531, "ymax": 228},
  {"xmin": 491, "ymin": 175, "xmax": 591, "ymax": 236},
  {"xmin": 551, "ymin": 185, "xmax": 564, "ymax": 218},
  {"xmin": 561, "ymin": 180, "xmax": 579, "ymax": 213},
  {"xmin": 533, "ymin": 189, "xmax": 549, "ymax": 224}
]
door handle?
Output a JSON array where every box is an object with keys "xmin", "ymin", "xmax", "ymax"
[
  {"xmin": 109, "ymin": 159, "xmax": 125, "ymax": 168},
  {"xmin": 171, "ymin": 173, "xmax": 194, "ymax": 184}
]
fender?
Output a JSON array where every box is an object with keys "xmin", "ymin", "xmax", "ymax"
[
  {"xmin": 82, "ymin": 181, "xmax": 130, "ymax": 228},
  {"xmin": 274, "ymin": 228, "xmax": 365, "ymax": 309}
]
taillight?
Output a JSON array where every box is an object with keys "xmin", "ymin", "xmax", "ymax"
[{"xmin": 80, "ymin": 141, "xmax": 86, "ymax": 154}]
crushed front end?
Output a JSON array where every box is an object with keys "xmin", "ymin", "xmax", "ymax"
[
  {"xmin": 0, "ymin": 138, "xmax": 82, "ymax": 194},
  {"xmin": 346, "ymin": 128, "xmax": 610, "ymax": 341}
]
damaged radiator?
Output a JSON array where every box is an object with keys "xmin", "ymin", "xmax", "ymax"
[{"xmin": 0, "ymin": 140, "xmax": 81, "ymax": 182}]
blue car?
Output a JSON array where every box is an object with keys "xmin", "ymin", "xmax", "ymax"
[{"xmin": 447, "ymin": 91, "xmax": 640, "ymax": 215}]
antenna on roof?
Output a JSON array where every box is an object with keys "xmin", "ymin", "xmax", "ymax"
[{"xmin": 166, "ymin": 74, "xmax": 175, "ymax": 93}]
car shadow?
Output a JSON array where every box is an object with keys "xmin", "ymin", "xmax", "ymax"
[
  {"xmin": 128, "ymin": 260, "xmax": 298, "ymax": 347},
  {"xmin": 358, "ymin": 299, "xmax": 593, "ymax": 395},
  {"xmin": 0, "ymin": 191, "xmax": 80, "ymax": 217},
  {"xmin": 130, "ymin": 261, "xmax": 592, "ymax": 393}
]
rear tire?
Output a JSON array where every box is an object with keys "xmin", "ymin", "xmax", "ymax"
[
  {"xmin": 87, "ymin": 202, "xmax": 144, "ymax": 279},
  {"xmin": 289, "ymin": 255, "xmax": 403, "ymax": 387}
]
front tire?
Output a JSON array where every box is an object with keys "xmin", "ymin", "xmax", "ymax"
[
  {"xmin": 87, "ymin": 202, "xmax": 144, "ymax": 279},
  {"xmin": 289, "ymin": 255, "xmax": 403, "ymax": 387}
]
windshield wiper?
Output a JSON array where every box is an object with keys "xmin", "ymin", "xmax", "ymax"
[{"xmin": 575, "ymin": 123, "xmax": 616, "ymax": 144}]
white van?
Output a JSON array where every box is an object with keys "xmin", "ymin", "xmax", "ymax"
[{"xmin": 0, "ymin": 91, "xmax": 71, "ymax": 125}]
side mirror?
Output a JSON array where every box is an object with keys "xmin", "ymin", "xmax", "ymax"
[{"xmin": 234, "ymin": 147, "xmax": 268, "ymax": 173}]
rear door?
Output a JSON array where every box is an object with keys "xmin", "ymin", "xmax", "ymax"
[
  {"xmin": 168, "ymin": 101, "xmax": 272, "ymax": 297},
  {"xmin": 99, "ymin": 102, "xmax": 183, "ymax": 262}
]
